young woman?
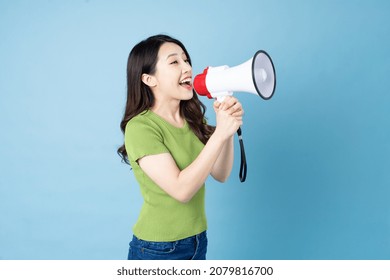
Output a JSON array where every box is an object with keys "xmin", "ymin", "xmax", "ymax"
[{"xmin": 118, "ymin": 34, "xmax": 244, "ymax": 260}]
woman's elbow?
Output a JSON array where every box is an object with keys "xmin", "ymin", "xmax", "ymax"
[
  {"xmin": 171, "ymin": 192, "xmax": 189, "ymax": 203},
  {"xmin": 211, "ymin": 166, "xmax": 232, "ymax": 183},
  {"xmin": 172, "ymin": 188, "xmax": 195, "ymax": 204},
  {"xmin": 212, "ymin": 173, "xmax": 229, "ymax": 183},
  {"xmin": 172, "ymin": 182, "xmax": 205, "ymax": 203}
]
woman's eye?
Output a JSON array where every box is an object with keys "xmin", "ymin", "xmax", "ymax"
[{"xmin": 170, "ymin": 60, "xmax": 178, "ymax": 64}]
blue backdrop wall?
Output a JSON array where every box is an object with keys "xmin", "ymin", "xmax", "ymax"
[{"xmin": 1, "ymin": 0, "xmax": 389, "ymax": 259}]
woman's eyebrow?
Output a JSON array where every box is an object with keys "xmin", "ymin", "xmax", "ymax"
[{"xmin": 166, "ymin": 52, "xmax": 185, "ymax": 60}]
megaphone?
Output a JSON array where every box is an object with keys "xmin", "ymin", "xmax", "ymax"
[
  {"xmin": 193, "ymin": 50, "xmax": 276, "ymax": 183},
  {"xmin": 193, "ymin": 50, "xmax": 276, "ymax": 101}
]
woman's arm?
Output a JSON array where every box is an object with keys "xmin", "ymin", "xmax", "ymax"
[
  {"xmin": 138, "ymin": 103, "xmax": 242, "ymax": 203},
  {"xmin": 210, "ymin": 135, "xmax": 234, "ymax": 182},
  {"xmin": 210, "ymin": 97, "xmax": 244, "ymax": 182}
]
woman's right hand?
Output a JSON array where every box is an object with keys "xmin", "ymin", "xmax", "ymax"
[{"xmin": 213, "ymin": 96, "xmax": 243, "ymax": 141}]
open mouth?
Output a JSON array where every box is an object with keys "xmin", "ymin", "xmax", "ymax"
[{"xmin": 179, "ymin": 78, "xmax": 192, "ymax": 88}]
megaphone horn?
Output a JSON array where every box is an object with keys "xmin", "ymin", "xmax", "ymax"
[{"xmin": 193, "ymin": 50, "xmax": 276, "ymax": 101}]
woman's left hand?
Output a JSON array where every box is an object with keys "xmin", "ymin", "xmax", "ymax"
[{"xmin": 213, "ymin": 96, "xmax": 244, "ymax": 120}]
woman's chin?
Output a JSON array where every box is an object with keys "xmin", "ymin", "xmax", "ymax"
[{"xmin": 182, "ymin": 90, "xmax": 194, "ymax": 100}]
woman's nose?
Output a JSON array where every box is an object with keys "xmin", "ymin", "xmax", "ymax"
[{"xmin": 182, "ymin": 61, "xmax": 192, "ymax": 72}]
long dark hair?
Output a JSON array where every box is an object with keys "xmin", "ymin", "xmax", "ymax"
[{"xmin": 118, "ymin": 34, "xmax": 215, "ymax": 164}]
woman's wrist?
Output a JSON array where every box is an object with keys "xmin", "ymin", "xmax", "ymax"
[{"xmin": 212, "ymin": 127, "xmax": 230, "ymax": 143}]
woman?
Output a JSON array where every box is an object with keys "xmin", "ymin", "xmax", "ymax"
[{"xmin": 118, "ymin": 34, "xmax": 244, "ymax": 260}]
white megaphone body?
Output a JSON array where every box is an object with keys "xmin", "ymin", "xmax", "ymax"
[
  {"xmin": 193, "ymin": 50, "xmax": 276, "ymax": 183},
  {"xmin": 193, "ymin": 50, "xmax": 276, "ymax": 102}
]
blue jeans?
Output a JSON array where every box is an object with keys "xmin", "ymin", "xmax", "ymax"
[{"xmin": 127, "ymin": 231, "xmax": 207, "ymax": 260}]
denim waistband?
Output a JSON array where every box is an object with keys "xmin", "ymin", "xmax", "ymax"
[
  {"xmin": 177, "ymin": 231, "xmax": 207, "ymax": 245},
  {"xmin": 135, "ymin": 230, "xmax": 207, "ymax": 245}
]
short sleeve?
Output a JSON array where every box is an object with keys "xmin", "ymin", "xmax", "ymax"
[{"xmin": 125, "ymin": 117, "xmax": 169, "ymax": 163}]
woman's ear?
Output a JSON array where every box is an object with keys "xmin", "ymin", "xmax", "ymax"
[{"xmin": 141, "ymin": 74, "xmax": 157, "ymax": 87}]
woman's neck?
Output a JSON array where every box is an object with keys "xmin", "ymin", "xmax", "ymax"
[{"xmin": 151, "ymin": 101, "xmax": 184, "ymax": 128}]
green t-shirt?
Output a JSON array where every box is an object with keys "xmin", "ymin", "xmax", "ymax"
[{"xmin": 125, "ymin": 110, "xmax": 207, "ymax": 242}]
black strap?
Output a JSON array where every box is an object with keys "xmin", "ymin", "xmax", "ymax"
[{"xmin": 237, "ymin": 127, "xmax": 247, "ymax": 182}]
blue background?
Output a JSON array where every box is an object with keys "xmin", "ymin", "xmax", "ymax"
[{"xmin": 1, "ymin": 0, "xmax": 389, "ymax": 260}]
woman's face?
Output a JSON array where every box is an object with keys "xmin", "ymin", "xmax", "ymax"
[{"xmin": 149, "ymin": 42, "xmax": 193, "ymax": 101}]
